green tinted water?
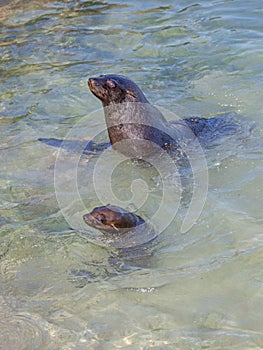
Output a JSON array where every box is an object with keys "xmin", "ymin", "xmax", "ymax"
[{"xmin": 0, "ymin": 0, "xmax": 262, "ymax": 348}]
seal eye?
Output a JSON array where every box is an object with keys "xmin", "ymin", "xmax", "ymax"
[
  {"xmin": 96, "ymin": 214, "xmax": 106, "ymax": 224},
  {"xmin": 106, "ymin": 80, "xmax": 116, "ymax": 89}
]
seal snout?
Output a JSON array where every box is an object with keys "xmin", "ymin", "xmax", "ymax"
[
  {"xmin": 88, "ymin": 77, "xmax": 96, "ymax": 89},
  {"xmin": 88, "ymin": 77, "xmax": 104, "ymax": 91},
  {"xmin": 88, "ymin": 77, "xmax": 106, "ymax": 101},
  {"xmin": 83, "ymin": 213, "xmax": 91, "ymax": 225}
]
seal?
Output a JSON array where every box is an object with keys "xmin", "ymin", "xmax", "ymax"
[
  {"xmin": 83, "ymin": 205, "xmax": 145, "ymax": 235},
  {"xmin": 88, "ymin": 74, "xmax": 189, "ymax": 158},
  {"xmin": 39, "ymin": 74, "xmax": 241, "ymax": 155},
  {"xmin": 83, "ymin": 205, "xmax": 157, "ymax": 248},
  {"xmin": 88, "ymin": 74, "xmax": 241, "ymax": 157}
]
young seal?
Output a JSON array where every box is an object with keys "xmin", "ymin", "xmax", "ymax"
[
  {"xmin": 83, "ymin": 205, "xmax": 145, "ymax": 235},
  {"xmin": 83, "ymin": 205, "xmax": 156, "ymax": 248},
  {"xmin": 88, "ymin": 74, "xmax": 241, "ymax": 157}
]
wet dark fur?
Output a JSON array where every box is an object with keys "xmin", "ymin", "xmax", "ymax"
[
  {"xmin": 88, "ymin": 74, "xmax": 241, "ymax": 156},
  {"xmin": 39, "ymin": 74, "xmax": 242, "ymax": 154},
  {"xmin": 83, "ymin": 205, "xmax": 145, "ymax": 235}
]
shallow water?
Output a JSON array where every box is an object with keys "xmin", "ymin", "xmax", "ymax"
[{"xmin": 0, "ymin": 0, "xmax": 263, "ymax": 349}]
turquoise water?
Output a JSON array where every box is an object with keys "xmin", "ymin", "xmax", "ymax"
[{"xmin": 0, "ymin": 0, "xmax": 263, "ymax": 349}]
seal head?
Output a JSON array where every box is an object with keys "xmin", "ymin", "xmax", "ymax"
[
  {"xmin": 88, "ymin": 75, "xmax": 148, "ymax": 106},
  {"xmin": 83, "ymin": 205, "xmax": 157, "ymax": 248},
  {"xmin": 83, "ymin": 205, "xmax": 145, "ymax": 236}
]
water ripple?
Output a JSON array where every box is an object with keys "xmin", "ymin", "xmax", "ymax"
[{"xmin": 0, "ymin": 311, "xmax": 49, "ymax": 350}]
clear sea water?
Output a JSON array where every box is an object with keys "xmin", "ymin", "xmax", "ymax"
[{"xmin": 0, "ymin": 0, "xmax": 262, "ymax": 349}]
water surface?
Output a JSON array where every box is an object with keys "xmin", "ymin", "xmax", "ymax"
[{"xmin": 0, "ymin": 0, "xmax": 262, "ymax": 348}]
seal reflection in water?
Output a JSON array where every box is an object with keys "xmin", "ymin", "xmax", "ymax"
[{"xmin": 83, "ymin": 205, "xmax": 157, "ymax": 250}]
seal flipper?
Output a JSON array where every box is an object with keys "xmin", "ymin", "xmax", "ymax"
[
  {"xmin": 38, "ymin": 138, "xmax": 111, "ymax": 155},
  {"xmin": 181, "ymin": 114, "xmax": 241, "ymax": 138},
  {"xmin": 171, "ymin": 113, "xmax": 244, "ymax": 148},
  {"xmin": 39, "ymin": 138, "xmax": 64, "ymax": 148}
]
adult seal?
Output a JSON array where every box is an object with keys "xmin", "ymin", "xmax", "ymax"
[
  {"xmin": 88, "ymin": 74, "xmax": 241, "ymax": 158},
  {"xmin": 88, "ymin": 74, "xmax": 191, "ymax": 158},
  {"xmin": 39, "ymin": 74, "xmax": 241, "ymax": 156},
  {"xmin": 83, "ymin": 205, "xmax": 156, "ymax": 248}
]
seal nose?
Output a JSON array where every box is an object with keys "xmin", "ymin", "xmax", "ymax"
[
  {"xmin": 88, "ymin": 78, "xmax": 95, "ymax": 88},
  {"xmin": 83, "ymin": 214, "xmax": 89, "ymax": 224}
]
